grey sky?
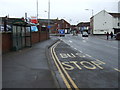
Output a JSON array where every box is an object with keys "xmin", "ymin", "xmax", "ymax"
[{"xmin": 0, "ymin": 0, "xmax": 119, "ymax": 25}]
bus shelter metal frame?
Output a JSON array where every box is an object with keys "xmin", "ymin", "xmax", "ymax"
[{"xmin": 12, "ymin": 23, "xmax": 32, "ymax": 51}]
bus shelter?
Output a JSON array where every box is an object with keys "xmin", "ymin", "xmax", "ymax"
[{"xmin": 11, "ymin": 19, "xmax": 36, "ymax": 51}]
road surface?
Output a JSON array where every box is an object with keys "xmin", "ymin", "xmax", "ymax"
[{"xmin": 50, "ymin": 34, "xmax": 119, "ymax": 89}]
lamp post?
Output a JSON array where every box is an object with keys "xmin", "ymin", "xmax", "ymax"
[
  {"xmin": 44, "ymin": 0, "xmax": 50, "ymax": 32},
  {"xmin": 85, "ymin": 9, "xmax": 93, "ymax": 17},
  {"xmin": 85, "ymin": 9, "xmax": 94, "ymax": 34}
]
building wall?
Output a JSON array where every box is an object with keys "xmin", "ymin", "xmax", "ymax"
[
  {"xmin": 113, "ymin": 17, "xmax": 120, "ymax": 29},
  {"xmin": 93, "ymin": 10, "xmax": 114, "ymax": 34}
]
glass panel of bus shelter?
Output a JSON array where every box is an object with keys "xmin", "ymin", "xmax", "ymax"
[
  {"xmin": 25, "ymin": 27, "xmax": 32, "ymax": 47},
  {"xmin": 12, "ymin": 26, "xmax": 18, "ymax": 51},
  {"xmin": 21, "ymin": 27, "xmax": 25, "ymax": 48},
  {"xmin": 17, "ymin": 26, "xmax": 22, "ymax": 50}
]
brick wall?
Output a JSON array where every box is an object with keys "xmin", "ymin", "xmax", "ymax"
[
  {"xmin": 2, "ymin": 33, "xmax": 12, "ymax": 53},
  {"xmin": 2, "ymin": 31, "xmax": 49, "ymax": 53},
  {"xmin": 40, "ymin": 32, "xmax": 49, "ymax": 41},
  {"xmin": 31, "ymin": 32, "xmax": 40, "ymax": 44}
]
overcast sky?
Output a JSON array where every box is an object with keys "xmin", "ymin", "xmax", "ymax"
[{"xmin": 0, "ymin": 0, "xmax": 119, "ymax": 25}]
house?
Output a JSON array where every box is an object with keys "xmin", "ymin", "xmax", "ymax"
[
  {"xmin": 38, "ymin": 18, "xmax": 71, "ymax": 34},
  {"xmin": 57, "ymin": 19, "xmax": 71, "ymax": 34},
  {"xmin": 90, "ymin": 10, "xmax": 120, "ymax": 34}
]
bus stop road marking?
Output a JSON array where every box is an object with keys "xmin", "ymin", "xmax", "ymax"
[{"xmin": 50, "ymin": 41, "xmax": 79, "ymax": 90}]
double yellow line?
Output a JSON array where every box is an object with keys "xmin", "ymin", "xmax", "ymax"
[{"xmin": 50, "ymin": 41, "xmax": 79, "ymax": 90}]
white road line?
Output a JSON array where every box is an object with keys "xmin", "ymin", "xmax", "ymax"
[
  {"xmin": 82, "ymin": 40, "xmax": 86, "ymax": 42},
  {"xmin": 104, "ymin": 44, "xmax": 118, "ymax": 49},
  {"xmin": 74, "ymin": 48, "xmax": 77, "ymax": 50},
  {"xmin": 79, "ymin": 50, "xmax": 83, "ymax": 53},
  {"xmin": 69, "ymin": 40, "xmax": 73, "ymax": 43},
  {"xmin": 85, "ymin": 54, "xmax": 92, "ymax": 57},
  {"xmin": 95, "ymin": 59, "xmax": 106, "ymax": 64},
  {"xmin": 68, "ymin": 43, "xmax": 70, "ymax": 46}
]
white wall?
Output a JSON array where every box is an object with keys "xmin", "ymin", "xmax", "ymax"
[
  {"xmin": 93, "ymin": 10, "xmax": 114, "ymax": 34},
  {"xmin": 0, "ymin": 17, "xmax": 2, "ymax": 90}
]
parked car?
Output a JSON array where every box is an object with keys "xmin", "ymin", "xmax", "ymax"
[
  {"xmin": 82, "ymin": 32, "xmax": 88, "ymax": 37},
  {"xmin": 115, "ymin": 32, "xmax": 120, "ymax": 40},
  {"xmin": 58, "ymin": 29, "xmax": 65, "ymax": 37}
]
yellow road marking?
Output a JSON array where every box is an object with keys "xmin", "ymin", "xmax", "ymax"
[
  {"xmin": 60, "ymin": 53, "xmax": 68, "ymax": 58},
  {"xmin": 80, "ymin": 61, "xmax": 96, "ymax": 70},
  {"xmin": 71, "ymin": 53, "xmax": 76, "ymax": 57},
  {"xmin": 51, "ymin": 43, "xmax": 72, "ymax": 89},
  {"xmin": 62, "ymin": 62, "xmax": 75, "ymax": 70},
  {"xmin": 51, "ymin": 41, "xmax": 79, "ymax": 90},
  {"xmin": 114, "ymin": 68, "xmax": 120, "ymax": 72},
  {"xmin": 70, "ymin": 61, "xmax": 82, "ymax": 70}
]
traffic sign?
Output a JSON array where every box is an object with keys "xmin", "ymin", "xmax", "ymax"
[
  {"xmin": 59, "ymin": 29, "xmax": 65, "ymax": 34},
  {"xmin": 47, "ymin": 26, "xmax": 51, "ymax": 29}
]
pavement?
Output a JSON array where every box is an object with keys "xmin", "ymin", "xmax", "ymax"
[
  {"xmin": 90, "ymin": 35, "xmax": 116, "ymax": 41},
  {"xmin": 2, "ymin": 37, "xmax": 59, "ymax": 89}
]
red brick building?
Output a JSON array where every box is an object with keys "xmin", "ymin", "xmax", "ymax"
[
  {"xmin": 77, "ymin": 22, "xmax": 90, "ymax": 34},
  {"xmin": 38, "ymin": 18, "xmax": 71, "ymax": 34}
]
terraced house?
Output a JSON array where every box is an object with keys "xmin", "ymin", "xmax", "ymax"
[{"xmin": 90, "ymin": 10, "xmax": 120, "ymax": 34}]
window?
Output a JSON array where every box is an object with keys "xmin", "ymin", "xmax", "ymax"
[
  {"xmin": 118, "ymin": 23, "xmax": 120, "ymax": 26},
  {"xmin": 100, "ymin": 30, "xmax": 104, "ymax": 32}
]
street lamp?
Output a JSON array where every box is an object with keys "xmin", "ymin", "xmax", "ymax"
[
  {"xmin": 85, "ymin": 9, "xmax": 93, "ymax": 17},
  {"xmin": 44, "ymin": 10, "xmax": 50, "ymax": 28},
  {"xmin": 85, "ymin": 9, "xmax": 94, "ymax": 34}
]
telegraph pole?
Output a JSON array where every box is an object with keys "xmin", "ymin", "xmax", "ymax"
[
  {"xmin": 48, "ymin": 0, "xmax": 50, "ymax": 27},
  {"xmin": 37, "ymin": 0, "xmax": 38, "ymax": 19}
]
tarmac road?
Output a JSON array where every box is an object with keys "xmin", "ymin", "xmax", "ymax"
[
  {"xmin": 59, "ymin": 34, "xmax": 119, "ymax": 70},
  {"xmin": 49, "ymin": 34, "xmax": 119, "ymax": 89}
]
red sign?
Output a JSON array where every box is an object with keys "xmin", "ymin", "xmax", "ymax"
[{"xmin": 30, "ymin": 17, "xmax": 38, "ymax": 24}]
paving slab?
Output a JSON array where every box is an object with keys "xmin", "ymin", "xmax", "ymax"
[{"xmin": 2, "ymin": 37, "xmax": 59, "ymax": 89}]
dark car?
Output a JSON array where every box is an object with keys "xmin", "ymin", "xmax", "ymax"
[{"xmin": 115, "ymin": 32, "xmax": 120, "ymax": 40}]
